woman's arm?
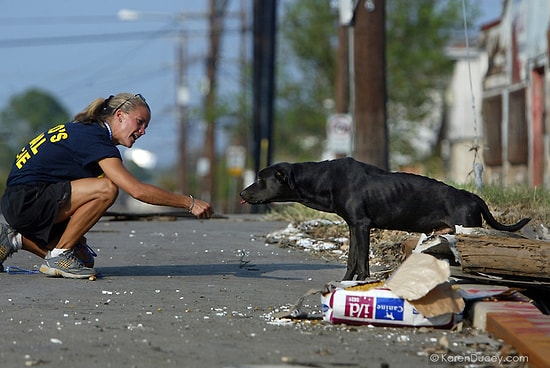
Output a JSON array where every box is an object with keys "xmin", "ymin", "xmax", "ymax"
[{"xmin": 98, "ymin": 157, "xmax": 213, "ymax": 218}]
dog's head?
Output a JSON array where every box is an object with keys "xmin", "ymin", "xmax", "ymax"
[{"xmin": 240, "ymin": 162, "xmax": 300, "ymax": 204}]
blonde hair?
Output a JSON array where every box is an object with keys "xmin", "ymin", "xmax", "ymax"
[{"xmin": 73, "ymin": 93, "xmax": 150, "ymax": 124}]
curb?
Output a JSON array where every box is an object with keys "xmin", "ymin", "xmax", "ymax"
[{"xmin": 472, "ymin": 301, "xmax": 550, "ymax": 368}]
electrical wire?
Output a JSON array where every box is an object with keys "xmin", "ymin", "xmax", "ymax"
[{"xmin": 461, "ymin": 0, "xmax": 483, "ymax": 190}]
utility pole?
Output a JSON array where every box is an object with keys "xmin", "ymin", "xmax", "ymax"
[
  {"xmin": 252, "ymin": 0, "xmax": 277, "ymax": 176},
  {"xmin": 202, "ymin": 0, "xmax": 228, "ymax": 203},
  {"xmin": 177, "ymin": 35, "xmax": 189, "ymax": 195},
  {"xmin": 239, "ymin": 0, "xmax": 248, "ymax": 143},
  {"xmin": 353, "ymin": 0, "xmax": 388, "ymax": 170}
]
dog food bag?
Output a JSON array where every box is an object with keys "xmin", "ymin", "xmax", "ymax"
[{"xmin": 321, "ymin": 286, "xmax": 456, "ymax": 328}]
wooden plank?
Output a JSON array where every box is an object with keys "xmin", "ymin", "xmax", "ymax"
[
  {"xmin": 456, "ymin": 234, "xmax": 550, "ymax": 279},
  {"xmin": 487, "ymin": 312, "xmax": 550, "ymax": 368}
]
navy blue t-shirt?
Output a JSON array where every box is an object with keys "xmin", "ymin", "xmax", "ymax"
[{"xmin": 6, "ymin": 122, "xmax": 121, "ymax": 186}]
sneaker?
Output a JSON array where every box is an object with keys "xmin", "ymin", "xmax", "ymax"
[
  {"xmin": 73, "ymin": 242, "xmax": 97, "ymax": 268},
  {"xmin": 0, "ymin": 223, "xmax": 17, "ymax": 272},
  {"xmin": 39, "ymin": 249, "xmax": 97, "ymax": 279}
]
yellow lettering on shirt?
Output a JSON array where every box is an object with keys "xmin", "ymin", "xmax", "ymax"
[
  {"xmin": 15, "ymin": 149, "xmax": 31, "ymax": 169},
  {"xmin": 48, "ymin": 125, "xmax": 68, "ymax": 142},
  {"xmin": 15, "ymin": 124, "xmax": 70, "ymax": 169},
  {"xmin": 50, "ymin": 132, "xmax": 68, "ymax": 142},
  {"xmin": 29, "ymin": 133, "xmax": 46, "ymax": 154},
  {"xmin": 48, "ymin": 125, "xmax": 65, "ymax": 133}
]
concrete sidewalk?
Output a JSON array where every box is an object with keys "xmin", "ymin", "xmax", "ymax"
[{"xmin": 0, "ymin": 215, "xmax": 516, "ymax": 368}]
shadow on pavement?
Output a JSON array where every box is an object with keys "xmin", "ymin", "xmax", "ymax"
[{"xmin": 97, "ymin": 262, "xmax": 345, "ymax": 280}]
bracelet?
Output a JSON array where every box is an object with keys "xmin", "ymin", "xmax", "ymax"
[{"xmin": 188, "ymin": 195, "xmax": 195, "ymax": 213}]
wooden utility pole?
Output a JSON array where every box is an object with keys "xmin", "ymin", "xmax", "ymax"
[
  {"xmin": 202, "ymin": 0, "xmax": 228, "ymax": 203},
  {"xmin": 177, "ymin": 35, "xmax": 189, "ymax": 195},
  {"xmin": 353, "ymin": 0, "xmax": 388, "ymax": 170}
]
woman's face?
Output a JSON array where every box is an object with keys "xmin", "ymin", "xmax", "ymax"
[{"xmin": 112, "ymin": 105, "xmax": 151, "ymax": 148}]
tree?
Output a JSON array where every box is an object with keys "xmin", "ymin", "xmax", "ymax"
[
  {"xmin": 1, "ymin": 88, "xmax": 70, "ymax": 151},
  {"xmin": 276, "ymin": 0, "xmax": 338, "ymax": 161},
  {"xmin": 0, "ymin": 88, "xmax": 70, "ymax": 192},
  {"xmin": 386, "ymin": 0, "xmax": 479, "ymax": 169},
  {"xmin": 275, "ymin": 0, "xmax": 479, "ymax": 167}
]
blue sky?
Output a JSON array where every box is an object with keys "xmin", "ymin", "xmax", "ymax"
[
  {"xmin": 0, "ymin": 1, "xmax": 244, "ymax": 168},
  {"xmin": 0, "ymin": 0, "xmax": 502, "ymax": 168}
]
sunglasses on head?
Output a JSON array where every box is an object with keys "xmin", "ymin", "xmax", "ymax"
[{"xmin": 113, "ymin": 94, "xmax": 147, "ymax": 112}]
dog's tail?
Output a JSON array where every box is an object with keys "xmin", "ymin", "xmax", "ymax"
[{"xmin": 475, "ymin": 195, "xmax": 531, "ymax": 232}]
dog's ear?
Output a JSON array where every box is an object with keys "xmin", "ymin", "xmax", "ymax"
[{"xmin": 274, "ymin": 165, "xmax": 295, "ymax": 189}]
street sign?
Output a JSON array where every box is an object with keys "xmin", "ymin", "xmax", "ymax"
[
  {"xmin": 327, "ymin": 113, "xmax": 352, "ymax": 155},
  {"xmin": 227, "ymin": 145, "xmax": 246, "ymax": 177}
]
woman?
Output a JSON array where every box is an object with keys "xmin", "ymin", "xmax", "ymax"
[{"xmin": 0, "ymin": 93, "xmax": 213, "ymax": 278}]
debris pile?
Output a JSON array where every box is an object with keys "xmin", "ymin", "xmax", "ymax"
[
  {"xmin": 265, "ymin": 219, "xmax": 550, "ymax": 365},
  {"xmin": 266, "ymin": 220, "xmax": 408, "ymax": 276}
]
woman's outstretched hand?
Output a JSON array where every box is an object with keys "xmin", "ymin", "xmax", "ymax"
[{"xmin": 190, "ymin": 198, "xmax": 214, "ymax": 219}]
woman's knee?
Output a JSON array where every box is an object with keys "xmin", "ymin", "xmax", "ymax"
[{"xmin": 98, "ymin": 178, "xmax": 119, "ymax": 202}]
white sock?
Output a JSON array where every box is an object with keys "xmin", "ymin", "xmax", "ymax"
[
  {"xmin": 8, "ymin": 232, "xmax": 22, "ymax": 250},
  {"xmin": 50, "ymin": 248, "xmax": 67, "ymax": 258}
]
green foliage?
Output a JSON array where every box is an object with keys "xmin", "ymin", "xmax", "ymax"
[
  {"xmin": 0, "ymin": 88, "xmax": 70, "ymax": 193},
  {"xmin": 275, "ymin": 0, "xmax": 480, "ymax": 165},
  {"xmin": 456, "ymin": 183, "xmax": 550, "ymax": 225},
  {"xmin": 1, "ymin": 88, "xmax": 70, "ymax": 148},
  {"xmin": 281, "ymin": 0, "xmax": 336, "ymax": 92},
  {"xmin": 275, "ymin": 0, "xmax": 337, "ymax": 161},
  {"xmin": 386, "ymin": 0, "xmax": 472, "ymax": 120}
]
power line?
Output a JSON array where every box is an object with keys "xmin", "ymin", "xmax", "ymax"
[
  {"xmin": 0, "ymin": 15, "xmax": 122, "ymax": 25},
  {"xmin": 0, "ymin": 12, "xmax": 209, "ymax": 26},
  {"xmin": 0, "ymin": 30, "xmax": 180, "ymax": 48},
  {"xmin": 0, "ymin": 27, "xmax": 244, "ymax": 49}
]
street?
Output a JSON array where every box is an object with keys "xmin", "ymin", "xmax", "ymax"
[{"xmin": 1, "ymin": 215, "xmax": 510, "ymax": 368}]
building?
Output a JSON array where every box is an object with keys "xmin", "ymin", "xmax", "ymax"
[
  {"xmin": 446, "ymin": 0, "xmax": 550, "ymax": 188},
  {"xmin": 444, "ymin": 43, "xmax": 486, "ymax": 184}
]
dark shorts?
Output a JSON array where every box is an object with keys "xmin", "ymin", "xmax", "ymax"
[{"xmin": 1, "ymin": 181, "xmax": 71, "ymax": 248}]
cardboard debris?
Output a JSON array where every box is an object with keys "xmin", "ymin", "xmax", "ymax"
[
  {"xmin": 408, "ymin": 282, "xmax": 464, "ymax": 318},
  {"xmin": 456, "ymin": 284, "xmax": 528, "ymax": 301},
  {"xmin": 412, "ymin": 233, "xmax": 459, "ymax": 263},
  {"xmin": 385, "ymin": 252, "xmax": 464, "ymax": 318},
  {"xmin": 386, "ymin": 252, "xmax": 450, "ymax": 300},
  {"xmin": 321, "ymin": 253, "xmax": 464, "ymax": 327}
]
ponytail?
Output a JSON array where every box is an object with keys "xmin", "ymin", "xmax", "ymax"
[{"xmin": 73, "ymin": 93, "xmax": 149, "ymax": 124}]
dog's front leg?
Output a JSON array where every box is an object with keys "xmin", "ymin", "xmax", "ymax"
[
  {"xmin": 343, "ymin": 221, "xmax": 371, "ymax": 280},
  {"xmin": 343, "ymin": 224, "xmax": 358, "ymax": 280}
]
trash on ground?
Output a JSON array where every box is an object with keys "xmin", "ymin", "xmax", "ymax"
[
  {"xmin": 265, "ymin": 220, "xmax": 549, "ymax": 330},
  {"xmin": 321, "ymin": 253, "xmax": 464, "ymax": 327}
]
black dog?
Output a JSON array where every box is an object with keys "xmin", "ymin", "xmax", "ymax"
[{"xmin": 240, "ymin": 157, "xmax": 530, "ymax": 280}]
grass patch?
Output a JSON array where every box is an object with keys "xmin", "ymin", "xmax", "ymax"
[
  {"xmin": 457, "ymin": 184, "xmax": 550, "ymax": 225},
  {"xmin": 264, "ymin": 203, "xmax": 342, "ymax": 223}
]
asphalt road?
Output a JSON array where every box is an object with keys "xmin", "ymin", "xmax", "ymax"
[{"xmin": 1, "ymin": 215, "xmax": 503, "ymax": 368}]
